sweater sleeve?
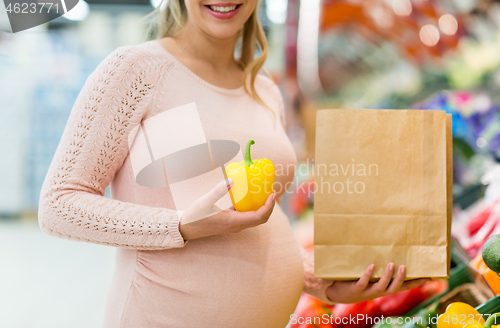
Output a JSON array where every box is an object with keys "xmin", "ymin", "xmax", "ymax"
[{"xmin": 38, "ymin": 46, "xmax": 186, "ymax": 250}]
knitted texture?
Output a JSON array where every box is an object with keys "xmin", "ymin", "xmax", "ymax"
[
  {"xmin": 38, "ymin": 46, "xmax": 186, "ymax": 249},
  {"xmin": 38, "ymin": 41, "xmax": 335, "ymax": 325}
]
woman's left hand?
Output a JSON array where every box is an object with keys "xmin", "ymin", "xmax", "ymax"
[{"xmin": 325, "ymin": 263, "xmax": 431, "ymax": 304}]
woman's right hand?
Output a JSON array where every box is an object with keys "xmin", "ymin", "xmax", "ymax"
[{"xmin": 178, "ymin": 178, "xmax": 276, "ymax": 240}]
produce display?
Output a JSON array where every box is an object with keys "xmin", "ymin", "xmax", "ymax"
[
  {"xmin": 291, "ymin": 281, "xmax": 447, "ymax": 328},
  {"xmin": 225, "ymin": 140, "xmax": 275, "ymax": 211},
  {"xmin": 413, "ymin": 91, "xmax": 500, "ymax": 192},
  {"xmin": 284, "ymin": 0, "xmax": 500, "ymax": 322},
  {"xmin": 287, "ymin": 90, "xmax": 500, "ymax": 327}
]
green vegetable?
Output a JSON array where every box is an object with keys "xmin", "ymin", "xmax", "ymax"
[
  {"xmin": 404, "ymin": 302, "xmax": 439, "ymax": 328},
  {"xmin": 482, "ymin": 235, "xmax": 500, "ymax": 273},
  {"xmin": 373, "ymin": 317, "xmax": 403, "ymax": 328}
]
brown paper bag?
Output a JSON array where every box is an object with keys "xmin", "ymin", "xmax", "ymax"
[{"xmin": 313, "ymin": 109, "xmax": 452, "ymax": 280}]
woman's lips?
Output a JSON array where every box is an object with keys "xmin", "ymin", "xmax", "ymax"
[{"xmin": 204, "ymin": 3, "xmax": 242, "ymax": 20}]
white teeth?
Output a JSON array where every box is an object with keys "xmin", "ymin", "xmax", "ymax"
[{"xmin": 209, "ymin": 5, "xmax": 237, "ymax": 13}]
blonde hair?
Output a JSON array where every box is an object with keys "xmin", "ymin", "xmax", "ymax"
[{"xmin": 154, "ymin": 0, "xmax": 271, "ymax": 110}]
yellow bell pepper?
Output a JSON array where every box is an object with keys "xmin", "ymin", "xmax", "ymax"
[
  {"xmin": 464, "ymin": 325, "xmax": 486, "ymax": 328},
  {"xmin": 225, "ymin": 140, "xmax": 275, "ymax": 212},
  {"xmin": 437, "ymin": 302, "xmax": 485, "ymax": 328}
]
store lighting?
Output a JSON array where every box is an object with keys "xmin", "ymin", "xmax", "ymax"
[
  {"xmin": 439, "ymin": 14, "xmax": 458, "ymax": 35},
  {"xmin": 477, "ymin": 137, "xmax": 487, "ymax": 148},
  {"xmin": 266, "ymin": 0, "xmax": 288, "ymax": 24},
  {"xmin": 391, "ymin": 0, "xmax": 412, "ymax": 16},
  {"xmin": 63, "ymin": 0, "xmax": 89, "ymax": 21},
  {"xmin": 419, "ymin": 24, "xmax": 440, "ymax": 47},
  {"xmin": 150, "ymin": 0, "xmax": 168, "ymax": 9},
  {"xmin": 370, "ymin": 4, "xmax": 394, "ymax": 28},
  {"xmin": 296, "ymin": 0, "xmax": 322, "ymax": 94}
]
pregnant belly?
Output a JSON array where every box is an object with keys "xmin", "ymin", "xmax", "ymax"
[{"xmin": 118, "ymin": 205, "xmax": 304, "ymax": 328}]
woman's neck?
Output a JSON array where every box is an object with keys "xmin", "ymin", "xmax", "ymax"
[
  {"xmin": 159, "ymin": 22, "xmax": 245, "ymax": 90},
  {"xmin": 173, "ymin": 23, "xmax": 239, "ymax": 71}
]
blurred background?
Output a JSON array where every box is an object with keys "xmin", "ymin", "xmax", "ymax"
[{"xmin": 3, "ymin": 0, "xmax": 500, "ymax": 327}]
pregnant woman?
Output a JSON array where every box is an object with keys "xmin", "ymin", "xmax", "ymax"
[{"xmin": 38, "ymin": 0, "xmax": 429, "ymax": 327}]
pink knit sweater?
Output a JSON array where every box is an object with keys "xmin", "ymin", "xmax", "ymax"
[{"xmin": 38, "ymin": 40, "xmax": 333, "ymax": 327}]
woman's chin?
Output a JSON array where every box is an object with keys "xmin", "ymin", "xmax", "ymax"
[{"xmin": 204, "ymin": 25, "xmax": 242, "ymax": 40}]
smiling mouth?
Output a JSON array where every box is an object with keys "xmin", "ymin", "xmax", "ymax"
[{"xmin": 206, "ymin": 4, "xmax": 242, "ymax": 13}]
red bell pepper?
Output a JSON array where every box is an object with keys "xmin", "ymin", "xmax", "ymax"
[
  {"xmin": 373, "ymin": 286, "xmax": 425, "ymax": 317},
  {"xmin": 420, "ymin": 279, "xmax": 448, "ymax": 298},
  {"xmin": 292, "ymin": 281, "xmax": 445, "ymax": 328},
  {"xmin": 468, "ymin": 202, "xmax": 496, "ymax": 236},
  {"xmin": 332, "ymin": 301, "xmax": 378, "ymax": 328}
]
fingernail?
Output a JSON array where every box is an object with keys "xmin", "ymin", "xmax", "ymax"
[
  {"xmin": 225, "ymin": 178, "xmax": 233, "ymax": 187},
  {"xmin": 271, "ymin": 193, "xmax": 276, "ymax": 200},
  {"xmin": 369, "ymin": 264, "xmax": 375, "ymax": 270},
  {"xmin": 399, "ymin": 266, "xmax": 406, "ymax": 273},
  {"xmin": 388, "ymin": 263, "xmax": 394, "ymax": 270}
]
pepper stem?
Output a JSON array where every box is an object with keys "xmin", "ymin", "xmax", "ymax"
[
  {"xmin": 244, "ymin": 140, "xmax": 255, "ymax": 166},
  {"xmin": 485, "ymin": 313, "xmax": 500, "ymax": 328}
]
